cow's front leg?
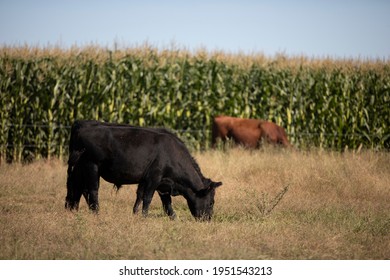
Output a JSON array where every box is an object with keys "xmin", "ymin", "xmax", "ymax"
[
  {"xmin": 138, "ymin": 165, "xmax": 164, "ymax": 217},
  {"xmin": 141, "ymin": 183, "xmax": 157, "ymax": 217},
  {"xmin": 158, "ymin": 192, "xmax": 176, "ymax": 219},
  {"xmin": 141, "ymin": 171, "xmax": 162, "ymax": 217},
  {"xmin": 133, "ymin": 183, "xmax": 144, "ymax": 214}
]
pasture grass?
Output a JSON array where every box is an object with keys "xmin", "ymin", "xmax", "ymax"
[{"xmin": 0, "ymin": 149, "xmax": 389, "ymax": 259}]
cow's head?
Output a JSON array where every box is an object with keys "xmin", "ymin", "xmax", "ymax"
[{"xmin": 187, "ymin": 179, "xmax": 223, "ymax": 221}]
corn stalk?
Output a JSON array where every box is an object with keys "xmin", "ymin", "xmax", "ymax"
[{"xmin": 1, "ymin": 47, "xmax": 389, "ymax": 162}]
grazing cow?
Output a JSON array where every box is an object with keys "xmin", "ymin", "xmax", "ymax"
[
  {"xmin": 212, "ymin": 115, "xmax": 290, "ymax": 148},
  {"xmin": 65, "ymin": 120, "xmax": 222, "ymax": 220}
]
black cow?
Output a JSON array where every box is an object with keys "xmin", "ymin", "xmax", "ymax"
[{"xmin": 65, "ymin": 120, "xmax": 222, "ymax": 220}]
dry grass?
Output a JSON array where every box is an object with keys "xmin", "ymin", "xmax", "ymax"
[{"xmin": 0, "ymin": 149, "xmax": 389, "ymax": 260}]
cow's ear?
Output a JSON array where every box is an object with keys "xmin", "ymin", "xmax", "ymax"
[
  {"xmin": 211, "ymin": 181, "xmax": 222, "ymax": 189},
  {"xmin": 199, "ymin": 180, "xmax": 222, "ymax": 195}
]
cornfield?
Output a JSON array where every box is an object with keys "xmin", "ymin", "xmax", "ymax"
[{"xmin": 1, "ymin": 46, "xmax": 389, "ymax": 162}]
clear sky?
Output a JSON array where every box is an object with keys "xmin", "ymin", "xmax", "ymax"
[{"xmin": 1, "ymin": 0, "xmax": 389, "ymax": 59}]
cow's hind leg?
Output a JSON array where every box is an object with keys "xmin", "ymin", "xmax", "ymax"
[{"xmin": 84, "ymin": 162, "xmax": 100, "ymax": 213}]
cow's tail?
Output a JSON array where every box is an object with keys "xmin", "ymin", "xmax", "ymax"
[
  {"xmin": 66, "ymin": 148, "xmax": 85, "ymax": 191},
  {"xmin": 67, "ymin": 120, "xmax": 85, "ymax": 183},
  {"xmin": 67, "ymin": 148, "xmax": 85, "ymax": 171}
]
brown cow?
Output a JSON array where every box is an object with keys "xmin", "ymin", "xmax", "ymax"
[{"xmin": 211, "ymin": 115, "xmax": 290, "ymax": 148}]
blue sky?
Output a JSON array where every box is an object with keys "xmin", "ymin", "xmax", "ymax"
[{"xmin": 1, "ymin": 0, "xmax": 389, "ymax": 59}]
